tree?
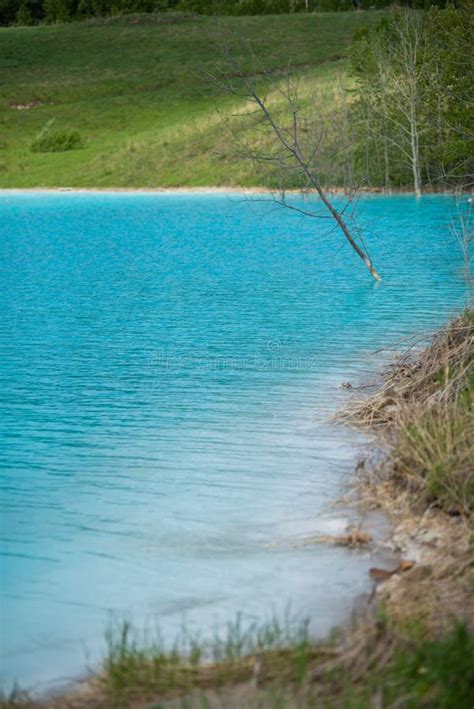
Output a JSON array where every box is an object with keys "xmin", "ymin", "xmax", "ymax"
[
  {"xmin": 351, "ymin": 11, "xmax": 428, "ymax": 196},
  {"xmin": 210, "ymin": 38, "xmax": 382, "ymax": 281},
  {"xmin": 44, "ymin": 0, "xmax": 70, "ymax": 21},
  {"xmin": 15, "ymin": 0, "xmax": 33, "ymax": 22},
  {"xmin": 351, "ymin": 6, "xmax": 473, "ymax": 193},
  {"xmin": 423, "ymin": 4, "xmax": 474, "ymax": 188}
]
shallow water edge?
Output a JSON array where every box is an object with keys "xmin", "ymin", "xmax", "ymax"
[{"xmin": 0, "ymin": 191, "xmax": 469, "ymax": 693}]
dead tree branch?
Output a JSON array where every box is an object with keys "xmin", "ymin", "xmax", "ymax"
[{"xmin": 208, "ymin": 36, "xmax": 382, "ymax": 282}]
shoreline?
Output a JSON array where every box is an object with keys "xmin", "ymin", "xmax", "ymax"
[
  {"xmin": 0, "ymin": 186, "xmax": 463, "ymax": 196},
  {"xmin": 4, "ymin": 312, "xmax": 472, "ymax": 708}
]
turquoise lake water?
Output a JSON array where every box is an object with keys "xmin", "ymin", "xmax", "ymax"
[{"xmin": 0, "ymin": 192, "xmax": 469, "ymax": 693}]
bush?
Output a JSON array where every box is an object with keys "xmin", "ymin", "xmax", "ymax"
[
  {"xmin": 43, "ymin": 0, "xmax": 70, "ymax": 21},
  {"xmin": 386, "ymin": 623, "xmax": 474, "ymax": 708},
  {"xmin": 15, "ymin": 2, "xmax": 34, "ymax": 23},
  {"xmin": 30, "ymin": 119, "xmax": 85, "ymax": 153}
]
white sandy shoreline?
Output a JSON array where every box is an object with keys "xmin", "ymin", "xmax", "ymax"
[
  {"xmin": 0, "ymin": 186, "xmax": 259, "ymax": 194},
  {"xmin": 0, "ymin": 186, "xmax": 457, "ymax": 197}
]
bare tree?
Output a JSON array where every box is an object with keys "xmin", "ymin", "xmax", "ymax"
[
  {"xmin": 363, "ymin": 10, "xmax": 427, "ymax": 198},
  {"xmin": 209, "ymin": 37, "xmax": 382, "ymax": 282},
  {"xmin": 451, "ymin": 194, "xmax": 473, "ymax": 298},
  {"xmin": 386, "ymin": 11, "xmax": 427, "ymax": 198}
]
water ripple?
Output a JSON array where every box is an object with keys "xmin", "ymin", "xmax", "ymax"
[{"xmin": 0, "ymin": 192, "xmax": 468, "ymax": 692}]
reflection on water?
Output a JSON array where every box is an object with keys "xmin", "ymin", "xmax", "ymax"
[{"xmin": 0, "ymin": 192, "xmax": 468, "ymax": 691}]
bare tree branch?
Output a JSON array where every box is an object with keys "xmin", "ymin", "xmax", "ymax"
[{"xmin": 209, "ymin": 33, "xmax": 382, "ymax": 282}]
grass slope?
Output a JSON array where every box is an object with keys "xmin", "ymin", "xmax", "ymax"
[{"xmin": 0, "ymin": 11, "xmax": 384, "ymax": 187}]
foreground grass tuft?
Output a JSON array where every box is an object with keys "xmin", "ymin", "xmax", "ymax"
[
  {"xmin": 101, "ymin": 612, "xmax": 318, "ymax": 703},
  {"xmin": 394, "ymin": 398, "xmax": 473, "ymax": 517},
  {"xmin": 2, "ymin": 621, "xmax": 473, "ymax": 707},
  {"xmin": 385, "ymin": 623, "xmax": 474, "ymax": 708}
]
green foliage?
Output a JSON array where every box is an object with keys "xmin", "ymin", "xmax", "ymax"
[
  {"xmin": 0, "ymin": 0, "xmax": 21, "ymax": 24},
  {"xmin": 43, "ymin": 0, "xmax": 69, "ymax": 21},
  {"xmin": 174, "ymin": 0, "xmax": 354, "ymax": 16},
  {"xmin": 350, "ymin": 6, "xmax": 474, "ymax": 191},
  {"xmin": 340, "ymin": 623, "xmax": 474, "ymax": 708},
  {"xmin": 103, "ymin": 612, "xmax": 312, "ymax": 702},
  {"xmin": 15, "ymin": 2, "xmax": 33, "ymax": 23},
  {"xmin": 395, "ymin": 402, "xmax": 473, "ymax": 516},
  {"xmin": 2, "ymin": 623, "xmax": 473, "ymax": 706},
  {"xmin": 385, "ymin": 623, "xmax": 474, "ymax": 708},
  {"xmin": 0, "ymin": 6, "xmax": 470, "ymax": 190},
  {"xmin": 390, "ymin": 310, "xmax": 474, "ymax": 516},
  {"xmin": 30, "ymin": 119, "xmax": 85, "ymax": 152},
  {"xmin": 422, "ymin": 4, "xmax": 474, "ymax": 181},
  {"xmin": 0, "ymin": 0, "xmax": 456, "ymax": 27}
]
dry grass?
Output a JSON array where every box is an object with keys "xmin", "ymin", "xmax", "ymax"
[
  {"xmin": 330, "ymin": 310, "xmax": 474, "ymax": 690},
  {"xmin": 340, "ymin": 312, "xmax": 473, "ymax": 426},
  {"xmin": 392, "ymin": 399, "xmax": 473, "ymax": 516},
  {"xmin": 339, "ymin": 310, "xmax": 474, "ymax": 518},
  {"xmin": 302, "ymin": 525, "xmax": 372, "ymax": 548}
]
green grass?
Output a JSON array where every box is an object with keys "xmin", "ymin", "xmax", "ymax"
[
  {"xmin": 102, "ymin": 612, "xmax": 315, "ymax": 703},
  {"xmin": 0, "ymin": 11, "xmax": 385, "ymax": 187},
  {"xmin": 339, "ymin": 622, "xmax": 474, "ymax": 709},
  {"xmin": 99, "ymin": 616, "xmax": 474, "ymax": 708},
  {"xmin": 3, "ymin": 618, "xmax": 472, "ymax": 707},
  {"xmin": 390, "ymin": 311, "xmax": 474, "ymax": 518}
]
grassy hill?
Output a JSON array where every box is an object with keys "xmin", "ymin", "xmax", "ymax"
[{"xmin": 0, "ymin": 11, "xmax": 384, "ymax": 188}]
